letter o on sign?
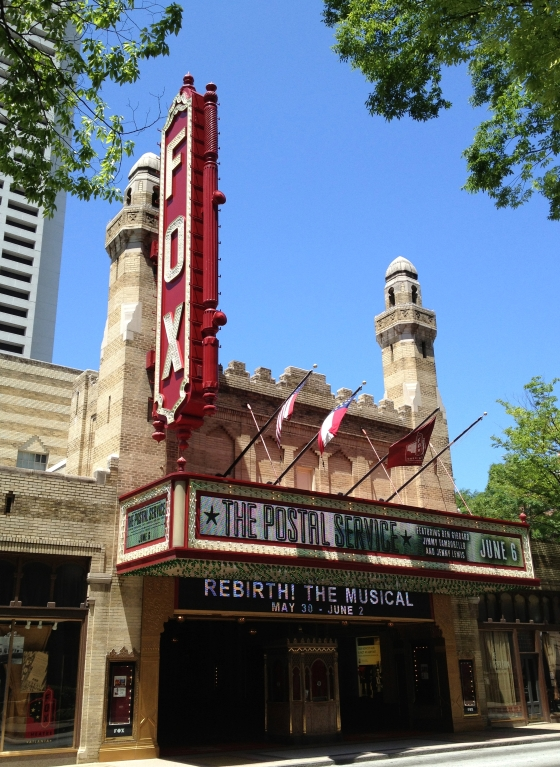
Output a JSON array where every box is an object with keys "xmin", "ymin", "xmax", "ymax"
[{"xmin": 164, "ymin": 215, "xmax": 185, "ymax": 283}]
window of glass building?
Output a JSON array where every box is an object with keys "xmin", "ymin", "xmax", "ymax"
[{"xmin": 16, "ymin": 452, "xmax": 48, "ymax": 471}]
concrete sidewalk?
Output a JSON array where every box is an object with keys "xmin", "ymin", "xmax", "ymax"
[{"xmin": 76, "ymin": 723, "xmax": 560, "ymax": 767}]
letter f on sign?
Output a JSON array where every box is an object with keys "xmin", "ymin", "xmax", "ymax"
[{"xmin": 162, "ymin": 303, "xmax": 184, "ymax": 378}]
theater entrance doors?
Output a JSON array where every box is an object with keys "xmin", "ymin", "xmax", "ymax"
[{"xmin": 157, "ymin": 617, "xmax": 452, "ymax": 753}]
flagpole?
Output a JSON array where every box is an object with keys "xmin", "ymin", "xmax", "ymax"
[
  {"xmin": 429, "ymin": 441, "xmax": 473, "ymax": 514},
  {"xmin": 385, "ymin": 412, "xmax": 487, "ymax": 502},
  {"xmin": 344, "ymin": 408, "xmax": 440, "ymax": 497},
  {"xmin": 247, "ymin": 404, "xmax": 278, "ymax": 480},
  {"xmin": 273, "ymin": 383, "xmax": 364, "ymax": 487},
  {"xmin": 362, "ymin": 428, "xmax": 402, "ymax": 501},
  {"xmin": 220, "ymin": 365, "xmax": 317, "ymax": 478}
]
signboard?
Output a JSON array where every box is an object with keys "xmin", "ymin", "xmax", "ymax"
[
  {"xmin": 356, "ymin": 638, "xmax": 381, "ymax": 665},
  {"xmin": 153, "ymin": 75, "xmax": 226, "ymax": 448},
  {"xmin": 126, "ymin": 497, "xmax": 167, "ymax": 550},
  {"xmin": 196, "ymin": 492, "xmax": 525, "ymax": 569},
  {"xmin": 117, "ymin": 474, "xmax": 537, "ymax": 592},
  {"xmin": 177, "ymin": 577, "xmax": 432, "ymax": 619}
]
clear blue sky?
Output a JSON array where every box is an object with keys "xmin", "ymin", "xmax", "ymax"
[{"xmin": 53, "ymin": 0, "xmax": 560, "ymax": 492}]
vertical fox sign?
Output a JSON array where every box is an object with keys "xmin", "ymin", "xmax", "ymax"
[{"xmin": 153, "ymin": 74, "xmax": 227, "ymax": 450}]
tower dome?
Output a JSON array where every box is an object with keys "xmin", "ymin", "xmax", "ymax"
[
  {"xmin": 385, "ymin": 256, "xmax": 418, "ymax": 282},
  {"xmin": 128, "ymin": 152, "xmax": 160, "ymax": 180}
]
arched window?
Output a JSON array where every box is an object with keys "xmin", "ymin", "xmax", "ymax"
[
  {"xmin": 486, "ymin": 593, "xmax": 497, "ymax": 621},
  {"xmin": 20, "ymin": 561, "xmax": 52, "ymax": 606},
  {"xmin": 125, "ymin": 187, "xmax": 132, "ymax": 205},
  {"xmin": 411, "ymin": 285, "xmax": 418, "ymax": 304},
  {"xmin": 388, "ymin": 287, "xmax": 395, "ymax": 306},
  {"xmin": 54, "ymin": 563, "xmax": 87, "ymax": 607},
  {"xmin": 0, "ymin": 561, "xmax": 15, "ymax": 605},
  {"xmin": 543, "ymin": 596, "xmax": 551, "ymax": 623},
  {"xmin": 292, "ymin": 667, "xmax": 301, "ymax": 701},
  {"xmin": 311, "ymin": 659, "xmax": 328, "ymax": 701},
  {"xmin": 528, "ymin": 594, "xmax": 542, "ymax": 623},
  {"xmin": 499, "ymin": 592, "xmax": 514, "ymax": 622},
  {"xmin": 514, "ymin": 594, "xmax": 527, "ymax": 622},
  {"xmin": 152, "ymin": 185, "xmax": 160, "ymax": 208}
]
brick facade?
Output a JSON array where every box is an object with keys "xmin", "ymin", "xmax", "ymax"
[{"xmin": 0, "ymin": 153, "xmax": 555, "ymax": 763}]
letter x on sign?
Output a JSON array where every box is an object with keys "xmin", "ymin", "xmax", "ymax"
[{"xmin": 162, "ymin": 303, "xmax": 184, "ymax": 378}]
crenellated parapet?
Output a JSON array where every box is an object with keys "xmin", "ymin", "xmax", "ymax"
[{"xmin": 220, "ymin": 360, "xmax": 409, "ymax": 428}]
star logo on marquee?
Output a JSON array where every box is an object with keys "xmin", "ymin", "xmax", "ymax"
[
  {"xmin": 204, "ymin": 506, "xmax": 219, "ymax": 525},
  {"xmin": 400, "ymin": 530, "xmax": 412, "ymax": 547}
]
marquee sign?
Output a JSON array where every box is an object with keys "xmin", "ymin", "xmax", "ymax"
[
  {"xmin": 116, "ymin": 474, "xmax": 538, "ymax": 593},
  {"xmin": 176, "ymin": 577, "xmax": 433, "ymax": 620},
  {"xmin": 152, "ymin": 74, "xmax": 226, "ymax": 448},
  {"xmin": 196, "ymin": 493, "xmax": 524, "ymax": 567}
]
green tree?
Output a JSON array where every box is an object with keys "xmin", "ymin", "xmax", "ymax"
[
  {"xmin": 323, "ymin": 0, "xmax": 560, "ymax": 219},
  {"xmin": 0, "ymin": 0, "xmax": 182, "ymax": 214},
  {"xmin": 456, "ymin": 377, "xmax": 560, "ymax": 539}
]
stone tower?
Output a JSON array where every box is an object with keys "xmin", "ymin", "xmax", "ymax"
[
  {"xmin": 375, "ymin": 257, "xmax": 455, "ymax": 511},
  {"xmin": 91, "ymin": 151, "xmax": 164, "ymax": 493}
]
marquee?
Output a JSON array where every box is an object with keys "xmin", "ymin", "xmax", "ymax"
[{"xmin": 116, "ymin": 473, "xmax": 537, "ymax": 595}]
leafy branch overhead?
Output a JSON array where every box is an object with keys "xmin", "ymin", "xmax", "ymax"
[
  {"xmin": 456, "ymin": 377, "xmax": 560, "ymax": 540},
  {"xmin": 0, "ymin": 0, "xmax": 182, "ymax": 214},
  {"xmin": 323, "ymin": 0, "xmax": 560, "ymax": 219}
]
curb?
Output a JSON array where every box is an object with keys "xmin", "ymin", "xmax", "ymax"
[{"xmin": 225, "ymin": 732, "xmax": 560, "ymax": 767}]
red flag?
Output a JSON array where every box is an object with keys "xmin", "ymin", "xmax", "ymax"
[{"xmin": 386, "ymin": 416, "xmax": 437, "ymax": 469}]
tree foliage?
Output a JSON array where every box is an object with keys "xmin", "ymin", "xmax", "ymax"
[
  {"xmin": 323, "ymin": 0, "xmax": 560, "ymax": 219},
  {"xmin": 0, "ymin": 0, "xmax": 182, "ymax": 214},
  {"xmin": 456, "ymin": 377, "xmax": 560, "ymax": 539}
]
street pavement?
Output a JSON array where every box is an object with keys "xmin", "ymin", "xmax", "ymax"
[{"xmin": 76, "ymin": 724, "xmax": 560, "ymax": 767}]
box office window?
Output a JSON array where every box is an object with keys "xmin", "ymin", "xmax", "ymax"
[
  {"xmin": 0, "ymin": 619, "xmax": 82, "ymax": 751},
  {"xmin": 481, "ymin": 631, "xmax": 523, "ymax": 721}
]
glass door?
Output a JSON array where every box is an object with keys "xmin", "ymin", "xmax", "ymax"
[{"xmin": 521, "ymin": 655, "xmax": 542, "ymax": 718}]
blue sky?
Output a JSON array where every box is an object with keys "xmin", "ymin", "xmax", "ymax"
[{"xmin": 53, "ymin": 0, "xmax": 559, "ymax": 492}]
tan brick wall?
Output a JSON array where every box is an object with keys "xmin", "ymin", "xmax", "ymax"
[{"xmin": 0, "ymin": 353, "xmax": 83, "ymax": 470}]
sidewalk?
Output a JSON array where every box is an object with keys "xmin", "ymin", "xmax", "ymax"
[{"xmin": 77, "ymin": 723, "xmax": 560, "ymax": 767}]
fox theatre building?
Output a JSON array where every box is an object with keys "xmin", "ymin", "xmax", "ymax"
[
  {"xmin": 0, "ymin": 73, "xmax": 548, "ymax": 765},
  {"xmin": 116, "ymin": 473, "xmax": 536, "ymax": 751},
  {"xmin": 102, "ymin": 73, "xmax": 539, "ymax": 755}
]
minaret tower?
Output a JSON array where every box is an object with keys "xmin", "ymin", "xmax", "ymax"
[
  {"xmin": 375, "ymin": 257, "xmax": 455, "ymax": 511},
  {"xmin": 91, "ymin": 152, "xmax": 164, "ymax": 493}
]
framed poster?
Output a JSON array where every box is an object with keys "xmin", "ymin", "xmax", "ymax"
[{"xmin": 459, "ymin": 659, "xmax": 478, "ymax": 715}]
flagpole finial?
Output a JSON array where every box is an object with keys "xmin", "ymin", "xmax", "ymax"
[
  {"xmin": 362, "ymin": 380, "xmax": 367, "ymax": 385},
  {"xmin": 313, "ymin": 364, "xmax": 318, "ymax": 368},
  {"xmin": 483, "ymin": 411, "xmax": 488, "ymax": 416},
  {"xmin": 247, "ymin": 404, "xmax": 252, "ymax": 410}
]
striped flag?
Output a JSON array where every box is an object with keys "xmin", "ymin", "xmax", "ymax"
[
  {"xmin": 318, "ymin": 394, "xmax": 357, "ymax": 455},
  {"xmin": 276, "ymin": 381, "xmax": 306, "ymax": 446}
]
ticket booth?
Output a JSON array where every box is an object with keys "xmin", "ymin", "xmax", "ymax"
[{"xmin": 265, "ymin": 638, "xmax": 341, "ymax": 741}]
